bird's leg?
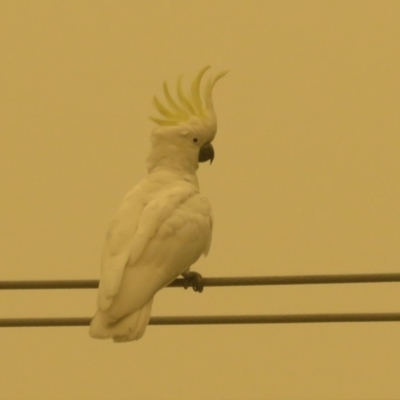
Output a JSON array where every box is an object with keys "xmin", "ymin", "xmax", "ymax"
[{"xmin": 182, "ymin": 271, "xmax": 204, "ymax": 293}]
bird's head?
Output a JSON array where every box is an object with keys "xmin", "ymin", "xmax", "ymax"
[{"xmin": 149, "ymin": 66, "xmax": 227, "ymax": 165}]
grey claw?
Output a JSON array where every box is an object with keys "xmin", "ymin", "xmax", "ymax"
[{"xmin": 183, "ymin": 272, "xmax": 204, "ymax": 293}]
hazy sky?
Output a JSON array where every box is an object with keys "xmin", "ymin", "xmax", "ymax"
[{"xmin": 1, "ymin": 1, "xmax": 400, "ymax": 399}]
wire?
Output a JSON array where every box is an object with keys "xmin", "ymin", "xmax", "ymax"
[
  {"xmin": 1, "ymin": 313, "xmax": 400, "ymax": 327},
  {"xmin": 1, "ymin": 274, "xmax": 399, "ymax": 328},
  {"xmin": 1, "ymin": 272, "xmax": 400, "ymax": 290}
]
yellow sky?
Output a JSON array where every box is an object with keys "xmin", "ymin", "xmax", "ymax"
[{"xmin": 1, "ymin": 1, "xmax": 400, "ymax": 399}]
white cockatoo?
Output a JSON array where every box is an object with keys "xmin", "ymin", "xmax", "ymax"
[{"xmin": 89, "ymin": 66, "xmax": 226, "ymax": 342}]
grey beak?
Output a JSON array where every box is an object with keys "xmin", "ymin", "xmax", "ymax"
[{"xmin": 198, "ymin": 143, "xmax": 214, "ymax": 164}]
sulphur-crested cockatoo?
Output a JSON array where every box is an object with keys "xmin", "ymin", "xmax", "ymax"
[{"xmin": 89, "ymin": 66, "xmax": 226, "ymax": 342}]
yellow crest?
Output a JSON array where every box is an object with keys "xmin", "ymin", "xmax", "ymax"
[{"xmin": 150, "ymin": 66, "xmax": 227, "ymax": 127}]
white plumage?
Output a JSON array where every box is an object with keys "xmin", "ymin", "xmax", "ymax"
[{"xmin": 89, "ymin": 66, "xmax": 226, "ymax": 342}]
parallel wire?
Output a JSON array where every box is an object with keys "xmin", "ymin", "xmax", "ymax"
[
  {"xmin": 1, "ymin": 313, "xmax": 400, "ymax": 327},
  {"xmin": 1, "ymin": 273, "xmax": 400, "ymax": 290},
  {"xmin": 1, "ymin": 273, "xmax": 399, "ymax": 328}
]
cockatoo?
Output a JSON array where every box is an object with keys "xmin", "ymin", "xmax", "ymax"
[{"xmin": 89, "ymin": 66, "xmax": 226, "ymax": 342}]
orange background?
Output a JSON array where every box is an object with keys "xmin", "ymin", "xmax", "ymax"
[{"xmin": 1, "ymin": 1, "xmax": 400, "ymax": 399}]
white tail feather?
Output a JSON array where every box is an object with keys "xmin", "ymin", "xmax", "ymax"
[{"xmin": 89, "ymin": 298, "xmax": 154, "ymax": 342}]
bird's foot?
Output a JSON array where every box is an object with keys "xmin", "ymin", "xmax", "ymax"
[{"xmin": 182, "ymin": 271, "xmax": 204, "ymax": 293}]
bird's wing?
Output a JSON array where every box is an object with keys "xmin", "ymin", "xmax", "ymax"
[
  {"xmin": 98, "ymin": 188, "xmax": 145, "ymax": 310},
  {"xmin": 203, "ymin": 205, "xmax": 213, "ymax": 256},
  {"xmin": 98, "ymin": 184, "xmax": 196, "ymax": 311}
]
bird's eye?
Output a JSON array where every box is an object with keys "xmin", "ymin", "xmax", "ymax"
[{"xmin": 193, "ymin": 138, "xmax": 198, "ymax": 143}]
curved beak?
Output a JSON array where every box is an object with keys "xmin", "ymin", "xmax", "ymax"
[{"xmin": 198, "ymin": 143, "xmax": 215, "ymax": 164}]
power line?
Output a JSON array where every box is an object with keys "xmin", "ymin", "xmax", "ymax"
[
  {"xmin": 1, "ymin": 274, "xmax": 399, "ymax": 328},
  {"xmin": 1, "ymin": 313, "xmax": 400, "ymax": 327},
  {"xmin": 1, "ymin": 272, "xmax": 400, "ymax": 290}
]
